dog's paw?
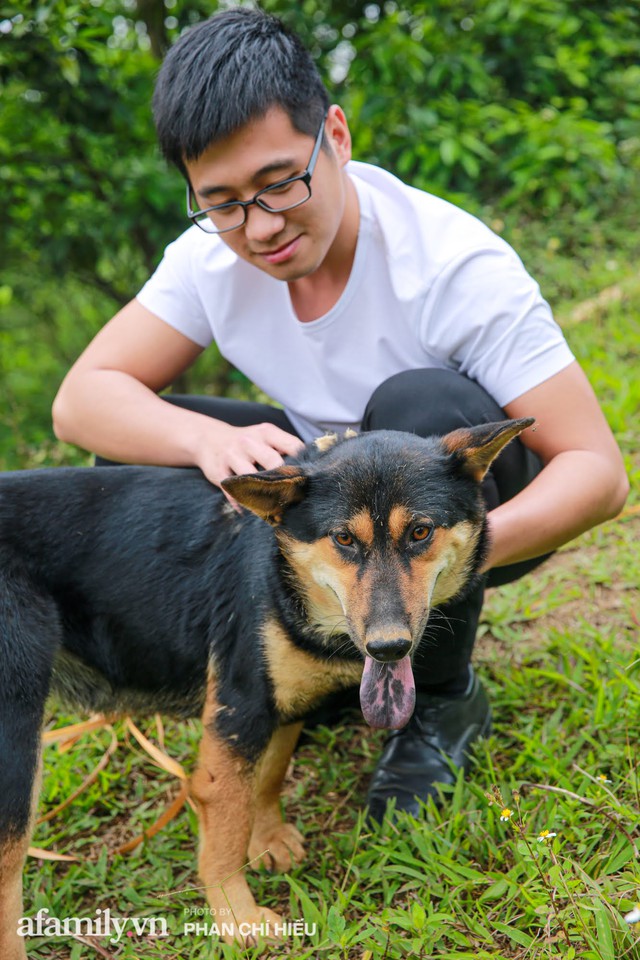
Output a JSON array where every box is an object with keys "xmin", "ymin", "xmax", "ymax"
[{"xmin": 248, "ymin": 820, "xmax": 305, "ymax": 872}]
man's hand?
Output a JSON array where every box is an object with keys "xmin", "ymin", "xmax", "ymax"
[{"xmin": 196, "ymin": 420, "xmax": 305, "ymax": 491}]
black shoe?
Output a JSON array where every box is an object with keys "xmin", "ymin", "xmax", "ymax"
[{"xmin": 366, "ymin": 667, "xmax": 491, "ymax": 822}]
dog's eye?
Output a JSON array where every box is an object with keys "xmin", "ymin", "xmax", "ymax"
[
  {"xmin": 411, "ymin": 524, "xmax": 433, "ymax": 543},
  {"xmin": 334, "ymin": 531, "xmax": 354, "ymax": 547}
]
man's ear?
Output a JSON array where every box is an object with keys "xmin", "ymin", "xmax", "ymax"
[
  {"xmin": 325, "ymin": 104, "xmax": 352, "ymax": 167},
  {"xmin": 221, "ymin": 466, "xmax": 307, "ymax": 525},
  {"xmin": 440, "ymin": 418, "xmax": 535, "ymax": 482}
]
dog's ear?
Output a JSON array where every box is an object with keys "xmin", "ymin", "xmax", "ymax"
[
  {"xmin": 221, "ymin": 466, "xmax": 307, "ymax": 525},
  {"xmin": 441, "ymin": 417, "xmax": 535, "ymax": 482}
]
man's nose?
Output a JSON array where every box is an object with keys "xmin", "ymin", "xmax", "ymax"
[{"xmin": 243, "ymin": 204, "xmax": 286, "ymax": 244}]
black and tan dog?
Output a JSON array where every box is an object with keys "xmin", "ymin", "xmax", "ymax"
[{"xmin": 0, "ymin": 419, "xmax": 532, "ymax": 954}]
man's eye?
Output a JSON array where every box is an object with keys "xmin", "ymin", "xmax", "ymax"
[
  {"xmin": 265, "ymin": 181, "xmax": 295, "ymax": 196},
  {"xmin": 213, "ymin": 204, "xmax": 240, "ymax": 217}
]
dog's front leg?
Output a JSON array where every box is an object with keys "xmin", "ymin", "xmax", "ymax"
[
  {"xmin": 0, "ymin": 834, "xmax": 30, "ymax": 960},
  {"xmin": 190, "ymin": 716, "xmax": 285, "ymax": 946},
  {"xmin": 0, "ymin": 744, "xmax": 44, "ymax": 960},
  {"xmin": 248, "ymin": 722, "xmax": 305, "ymax": 872}
]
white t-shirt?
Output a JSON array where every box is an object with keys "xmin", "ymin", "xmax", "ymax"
[{"xmin": 137, "ymin": 161, "xmax": 574, "ymax": 442}]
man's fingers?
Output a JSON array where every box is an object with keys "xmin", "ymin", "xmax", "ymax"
[
  {"xmin": 275, "ymin": 433, "xmax": 305, "ymax": 456},
  {"xmin": 198, "ymin": 423, "xmax": 305, "ymax": 497},
  {"xmin": 256, "ymin": 424, "xmax": 305, "ymax": 457},
  {"xmin": 226, "ymin": 454, "xmax": 262, "ymax": 477},
  {"xmin": 255, "ymin": 446, "xmax": 288, "ymax": 471},
  {"xmin": 228, "ymin": 444, "xmax": 284, "ymax": 475}
]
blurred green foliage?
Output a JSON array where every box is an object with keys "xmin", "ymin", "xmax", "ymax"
[
  {"xmin": 1, "ymin": 0, "xmax": 639, "ymax": 468},
  {"xmin": 267, "ymin": 0, "xmax": 640, "ymax": 211}
]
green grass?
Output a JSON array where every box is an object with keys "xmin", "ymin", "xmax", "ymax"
[{"xmin": 11, "ymin": 206, "xmax": 640, "ymax": 958}]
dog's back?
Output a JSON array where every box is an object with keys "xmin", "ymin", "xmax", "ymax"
[{"xmin": 0, "ymin": 466, "xmax": 250, "ymax": 716}]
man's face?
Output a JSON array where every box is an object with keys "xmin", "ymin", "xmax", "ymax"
[{"xmin": 184, "ymin": 107, "xmax": 353, "ymax": 282}]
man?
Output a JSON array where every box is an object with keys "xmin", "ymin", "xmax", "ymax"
[{"xmin": 52, "ymin": 8, "xmax": 628, "ymax": 820}]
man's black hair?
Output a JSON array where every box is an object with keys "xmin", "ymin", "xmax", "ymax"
[{"xmin": 153, "ymin": 7, "xmax": 330, "ymax": 178}]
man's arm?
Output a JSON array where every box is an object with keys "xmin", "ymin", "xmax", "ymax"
[
  {"xmin": 483, "ymin": 361, "xmax": 629, "ymax": 569},
  {"xmin": 52, "ymin": 299, "xmax": 303, "ymax": 486}
]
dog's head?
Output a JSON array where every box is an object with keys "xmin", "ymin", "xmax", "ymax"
[{"xmin": 222, "ymin": 420, "xmax": 533, "ymax": 729}]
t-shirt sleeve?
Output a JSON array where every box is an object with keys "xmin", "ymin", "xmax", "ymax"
[
  {"xmin": 419, "ymin": 245, "xmax": 575, "ymax": 407},
  {"xmin": 136, "ymin": 233, "xmax": 214, "ymax": 349}
]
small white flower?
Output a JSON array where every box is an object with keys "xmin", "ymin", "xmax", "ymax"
[
  {"xmin": 500, "ymin": 808, "xmax": 513, "ymax": 822},
  {"xmin": 596, "ymin": 774, "xmax": 613, "ymax": 784},
  {"xmin": 537, "ymin": 829, "xmax": 557, "ymax": 843},
  {"xmin": 624, "ymin": 905, "xmax": 640, "ymax": 925}
]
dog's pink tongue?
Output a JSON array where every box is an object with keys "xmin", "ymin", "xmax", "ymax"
[{"xmin": 359, "ymin": 656, "xmax": 416, "ymax": 729}]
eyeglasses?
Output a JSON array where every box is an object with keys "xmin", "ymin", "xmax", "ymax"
[{"xmin": 186, "ymin": 113, "xmax": 327, "ymax": 235}]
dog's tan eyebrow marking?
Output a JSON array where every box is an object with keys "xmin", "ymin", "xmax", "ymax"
[
  {"xmin": 349, "ymin": 508, "xmax": 375, "ymax": 548},
  {"xmin": 388, "ymin": 505, "xmax": 414, "ymax": 545}
]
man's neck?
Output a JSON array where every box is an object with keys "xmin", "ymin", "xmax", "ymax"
[{"xmin": 288, "ymin": 177, "xmax": 360, "ymax": 323}]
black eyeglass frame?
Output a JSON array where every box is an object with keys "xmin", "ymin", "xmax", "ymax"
[{"xmin": 186, "ymin": 112, "xmax": 328, "ymax": 235}]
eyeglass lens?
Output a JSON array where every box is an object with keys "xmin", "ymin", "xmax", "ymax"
[{"xmin": 193, "ymin": 178, "xmax": 311, "ymax": 233}]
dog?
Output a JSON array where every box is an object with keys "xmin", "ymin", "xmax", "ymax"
[{"xmin": 0, "ymin": 418, "xmax": 532, "ymax": 955}]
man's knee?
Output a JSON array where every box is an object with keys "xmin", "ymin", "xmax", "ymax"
[
  {"xmin": 362, "ymin": 368, "xmax": 505, "ymax": 435},
  {"xmin": 361, "ymin": 367, "xmax": 543, "ymax": 523}
]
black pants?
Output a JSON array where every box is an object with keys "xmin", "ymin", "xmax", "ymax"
[{"xmin": 150, "ymin": 368, "xmax": 548, "ymax": 694}]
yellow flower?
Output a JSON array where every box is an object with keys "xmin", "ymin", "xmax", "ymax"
[
  {"xmin": 537, "ymin": 829, "xmax": 557, "ymax": 843},
  {"xmin": 500, "ymin": 808, "xmax": 513, "ymax": 822},
  {"xmin": 597, "ymin": 774, "xmax": 612, "ymax": 784}
]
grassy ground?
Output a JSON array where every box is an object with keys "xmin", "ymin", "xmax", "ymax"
[{"xmin": 16, "ymin": 222, "xmax": 640, "ymax": 959}]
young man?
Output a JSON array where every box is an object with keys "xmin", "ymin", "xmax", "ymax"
[{"xmin": 52, "ymin": 8, "xmax": 628, "ymax": 820}]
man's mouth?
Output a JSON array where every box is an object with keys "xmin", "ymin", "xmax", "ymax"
[{"xmin": 258, "ymin": 235, "xmax": 302, "ymax": 265}]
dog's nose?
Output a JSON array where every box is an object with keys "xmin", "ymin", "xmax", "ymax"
[{"xmin": 365, "ymin": 637, "xmax": 412, "ymax": 663}]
